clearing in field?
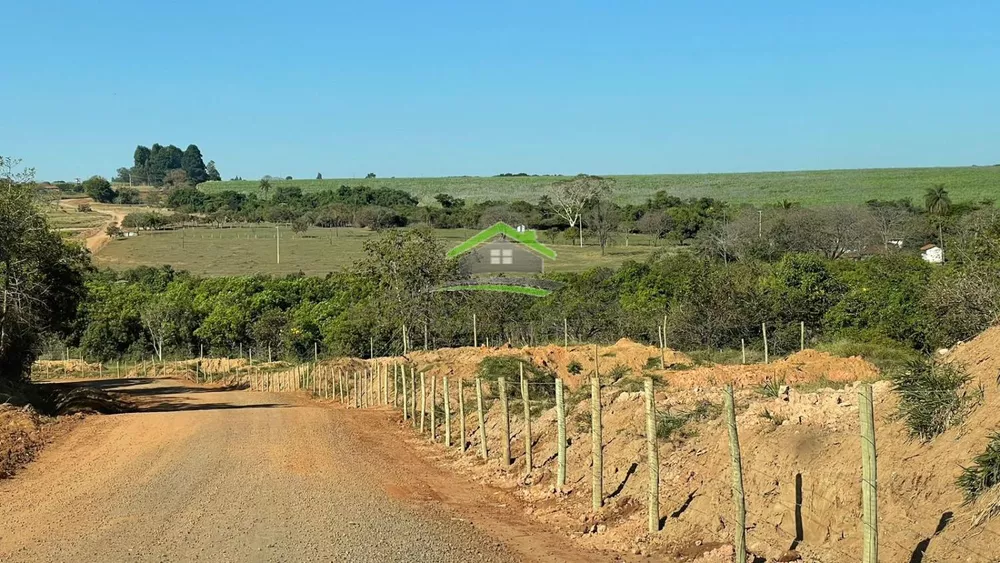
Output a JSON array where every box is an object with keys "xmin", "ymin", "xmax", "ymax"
[{"xmin": 93, "ymin": 225, "xmax": 670, "ymax": 276}]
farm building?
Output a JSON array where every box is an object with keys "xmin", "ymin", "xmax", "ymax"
[
  {"xmin": 921, "ymin": 243, "xmax": 943, "ymax": 264},
  {"xmin": 450, "ymin": 222, "xmax": 556, "ymax": 275}
]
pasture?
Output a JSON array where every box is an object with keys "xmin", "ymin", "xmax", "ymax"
[
  {"xmin": 94, "ymin": 225, "xmax": 669, "ymax": 276},
  {"xmin": 199, "ymin": 165, "xmax": 1000, "ymax": 206}
]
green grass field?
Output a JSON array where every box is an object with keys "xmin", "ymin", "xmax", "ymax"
[
  {"xmin": 94, "ymin": 225, "xmax": 669, "ymax": 276},
  {"xmin": 45, "ymin": 207, "xmax": 109, "ymax": 230},
  {"xmin": 199, "ymin": 166, "xmax": 1000, "ymax": 206}
]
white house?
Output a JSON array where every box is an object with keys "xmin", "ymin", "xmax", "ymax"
[{"xmin": 921, "ymin": 244, "xmax": 943, "ymax": 264}]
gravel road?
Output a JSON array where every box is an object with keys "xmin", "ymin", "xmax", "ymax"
[{"xmin": 0, "ymin": 378, "xmax": 602, "ymax": 562}]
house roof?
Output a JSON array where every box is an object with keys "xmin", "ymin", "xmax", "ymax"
[
  {"xmin": 447, "ymin": 222, "xmax": 557, "ymax": 260},
  {"xmin": 920, "ymin": 243, "xmax": 939, "ymax": 251}
]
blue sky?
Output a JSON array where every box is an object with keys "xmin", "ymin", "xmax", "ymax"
[{"xmin": 3, "ymin": 1, "xmax": 999, "ymax": 181}]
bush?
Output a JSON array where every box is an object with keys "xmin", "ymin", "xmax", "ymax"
[
  {"xmin": 892, "ymin": 359, "xmax": 980, "ymax": 441},
  {"xmin": 567, "ymin": 360, "xmax": 583, "ymax": 375},
  {"xmin": 475, "ymin": 356, "xmax": 556, "ymax": 397},
  {"xmin": 656, "ymin": 399, "xmax": 721, "ymax": 440},
  {"xmin": 817, "ymin": 336, "xmax": 920, "ymax": 372},
  {"xmin": 957, "ymin": 433, "xmax": 1000, "ymax": 503}
]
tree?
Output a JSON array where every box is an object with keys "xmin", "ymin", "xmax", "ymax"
[
  {"xmin": 83, "ymin": 175, "xmax": 115, "ymax": 203},
  {"xmin": 163, "ymin": 169, "xmax": 188, "ymax": 188},
  {"xmin": 636, "ymin": 210, "xmax": 673, "ymax": 245},
  {"xmin": 181, "ymin": 144, "xmax": 208, "ymax": 184},
  {"xmin": 205, "ymin": 160, "xmax": 221, "ymax": 182},
  {"xmin": 867, "ymin": 200, "xmax": 912, "ymax": 253},
  {"xmin": 106, "ymin": 224, "xmax": 122, "ymax": 238},
  {"xmin": 547, "ymin": 175, "xmax": 613, "ymax": 247},
  {"xmin": 585, "ymin": 198, "xmax": 620, "ymax": 255},
  {"xmin": 133, "ymin": 145, "xmax": 151, "ymax": 184},
  {"xmin": 291, "ymin": 215, "xmax": 311, "ymax": 235},
  {"xmin": 316, "ymin": 172, "xmax": 323, "ymax": 180},
  {"xmin": 434, "ymin": 193, "xmax": 465, "ymax": 209},
  {"xmin": 366, "ymin": 172, "xmax": 376, "ymax": 179},
  {"xmin": 0, "ymin": 156, "xmax": 89, "ymax": 380},
  {"xmin": 115, "ymin": 187, "xmax": 141, "ymax": 204},
  {"xmin": 259, "ymin": 178, "xmax": 271, "ymax": 200},
  {"xmin": 925, "ymin": 184, "xmax": 952, "ymax": 249},
  {"xmin": 114, "ymin": 167, "xmax": 132, "ymax": 184}
]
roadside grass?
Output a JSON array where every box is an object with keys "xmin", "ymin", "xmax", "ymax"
[
  {"xmin": 199, "ymin": 166, "xmax": 1000, "ymax": 206},
  {"xmin": 94, "ymin": 224, "xmax": 667, "ymax": 276}
]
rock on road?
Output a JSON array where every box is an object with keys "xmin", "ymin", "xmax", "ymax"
[{"xmin": 0, "ymin": 378, "xmax": 603, "ymax": 562}]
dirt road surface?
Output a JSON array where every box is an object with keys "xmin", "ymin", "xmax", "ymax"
[
  {"xmin": 58, "ymin": 198, "xmax": 130, "ymax": 254},
  {"xmin": 0, "ymin": 379, "xmax": 608, "ymax": 562}
]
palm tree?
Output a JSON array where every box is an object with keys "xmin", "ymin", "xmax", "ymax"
[
  {"xmin": 258, "ymin": 178, "xmax": 271, "ymax": 201},
  {"xmin": 924, "ymin": 184, "xmax": 952, "ymax": 249}
]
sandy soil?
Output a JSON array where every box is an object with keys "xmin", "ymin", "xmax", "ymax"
[{"xmin": 0, "ymin": 378, "xmax": 615, "ymax": 562}]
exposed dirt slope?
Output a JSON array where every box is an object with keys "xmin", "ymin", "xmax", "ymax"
[{"xmin": 366, "ymin": 340, "xmax": 999, "ymax": 561}]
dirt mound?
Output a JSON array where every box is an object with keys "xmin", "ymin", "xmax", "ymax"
[
  {"xmin": 390, "ymin": 334, "xmax": 1000, "ymax": 561},
  {"xmin": 0, "ymin": 405, "xmax": 49, "ymax": 479},
  {"xmin": 663, "ymin": 349, "xmax": 878, "ymax": 389},
  {"xmin": 396, "ymin": 339, "xmax": 690, "ymax": 390}
]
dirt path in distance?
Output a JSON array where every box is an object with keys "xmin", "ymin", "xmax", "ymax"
[{"xmin": 0, "ymin": 378, "xmax": 614, "ymax": 562}]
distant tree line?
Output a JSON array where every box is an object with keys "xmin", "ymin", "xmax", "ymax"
[{"xmin": 115, "ymin": 143, "xmax": 221, "ymax": 187}]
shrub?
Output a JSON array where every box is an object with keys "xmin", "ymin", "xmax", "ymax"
[
  {"xmin": 656, "ymin": 411, "xmax": 688, "ymax": 440},
  {"xmin": 77, "ymin": 203, "xmax": 91, "ymax": 212},
  {"xmin": 758, "ymin": 377, "xmax": 785, "ymax": 398},
  {"xmin": 892, "ymin": 359, "xmax": 980, "ymax": 441},
  {"xmin": 656, "ymin": 399, "xmax": 721, "ymax": 440},
  {"xmin": 567, "ymin": 360, "xmax": 583, "ymax": 375},
  {"xmin": 957, "ymin": 433, "xmax": 1000, "ymax": 503},
  {"xmin": 817, "ymin": 336, "xmax": 920, "ymax": 372},
  {"xmin": 606, "ymin": 363, "xmax": 631, "ymax": 383},
  {"xmin": 475, "ymin": 355, "xmax": 556, "ymax": 397}
]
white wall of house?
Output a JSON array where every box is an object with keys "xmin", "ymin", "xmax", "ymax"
[{"xmin": 922, "ymin": 246, "xmax": 944, "ymax": 264}]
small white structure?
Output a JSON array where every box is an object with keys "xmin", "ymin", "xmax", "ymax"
[{"xmin": 921, "ymin": 244, "xmax": 943, "ymax": 264}]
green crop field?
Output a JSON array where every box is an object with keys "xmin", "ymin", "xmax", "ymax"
[
  {"xmin": 199, "ymin": 166, "xmax": 1000, "ymax": 206},
  {"xmin": 94, "ymin": 225, "xmax": 669, "ymax": 277}
]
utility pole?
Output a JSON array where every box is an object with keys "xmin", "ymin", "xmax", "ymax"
[
  {"xmin": 276, "ymin": 224, "xmax": 280, "ymax": 264},
  {"xmin": 758, "ymin": 210, "xmax": 763, "ymax": 239}
]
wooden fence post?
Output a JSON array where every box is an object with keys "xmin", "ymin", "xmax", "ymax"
[
  {"xmin": 458, "ymin": 378, "xmax": 466, "ymax": 452},
  {"xmin": 402, "ymin": 366, "xmax": 409, "ymax": 419},
  {"xmin": 393, "ymin": 363, "xmax": 399, "ymax": 407},
  {"xmin": 430, "ymin": 375, "xmax": 437, "ymax": 441},
  {"xmin": 443, "ymin": 376, "xmax": 452, "ymax": 447},
  {"xmin": 420, "ymin": 371, "xmax": 426, "ymax": 433},
  {"xmin": 724, "ymin": 384, "xmax": 747, "ymax": 563},
  {"xmin": 645, "ymin": 377, "xmax": 659, "ymax": 533},
  {"xmin": 800, "ymin": 321, "xmax": 806, "ymax": 351},
  {"xmin": 410, "ymin": 367, "xmax": 417, "ymax": 428},
  {"xmin": 475, "ymin": 377, "xmax": 487, "ymax": 459},
  {"xmin": 591, "ymin": 368, "xmax": 603, "ymax": 511},
  {"xmin": 762, "ymin": 323, "xmax": 769, "ymax": 364},
  {"xmin": 860, "ymin": 383, "xmax": 879, "ymax": 563},
  {"xmin": 741, "ymin": 338, "xmax": 746, "ymax": 364},
  {"xmin": 498, "ymin": 376, "xmax": 511, "ymax": 467},
  {"xmin": 520, "ymin": 363, "xmax": 532, "ymax": 475},
  {"xmin": 354, "ymin": 372, "xmax": 359, "ymax": 408},
  {"xmin": 473, "ymin": 313, "xmax": 478, "ymax": 347},
  {"xmin": 555, "ymin": 378, "xmax": 567, "ymax": 491},
  {"xmin": 564, "ymin": 317, "xmax": 569, "ymax": 347}
]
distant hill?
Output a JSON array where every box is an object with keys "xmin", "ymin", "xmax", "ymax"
[{"xmin": 198, "ymin": 166, "xmax": 1000, "ymax": 206}]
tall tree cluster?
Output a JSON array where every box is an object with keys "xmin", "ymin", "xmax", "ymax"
[
  {"xmin": 127, "ymin": 143, "xmax": 220, "ymax": 187},
  {"xmin": 0, "ymin": 156, "xmax": 89, "ymax": 381}
]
